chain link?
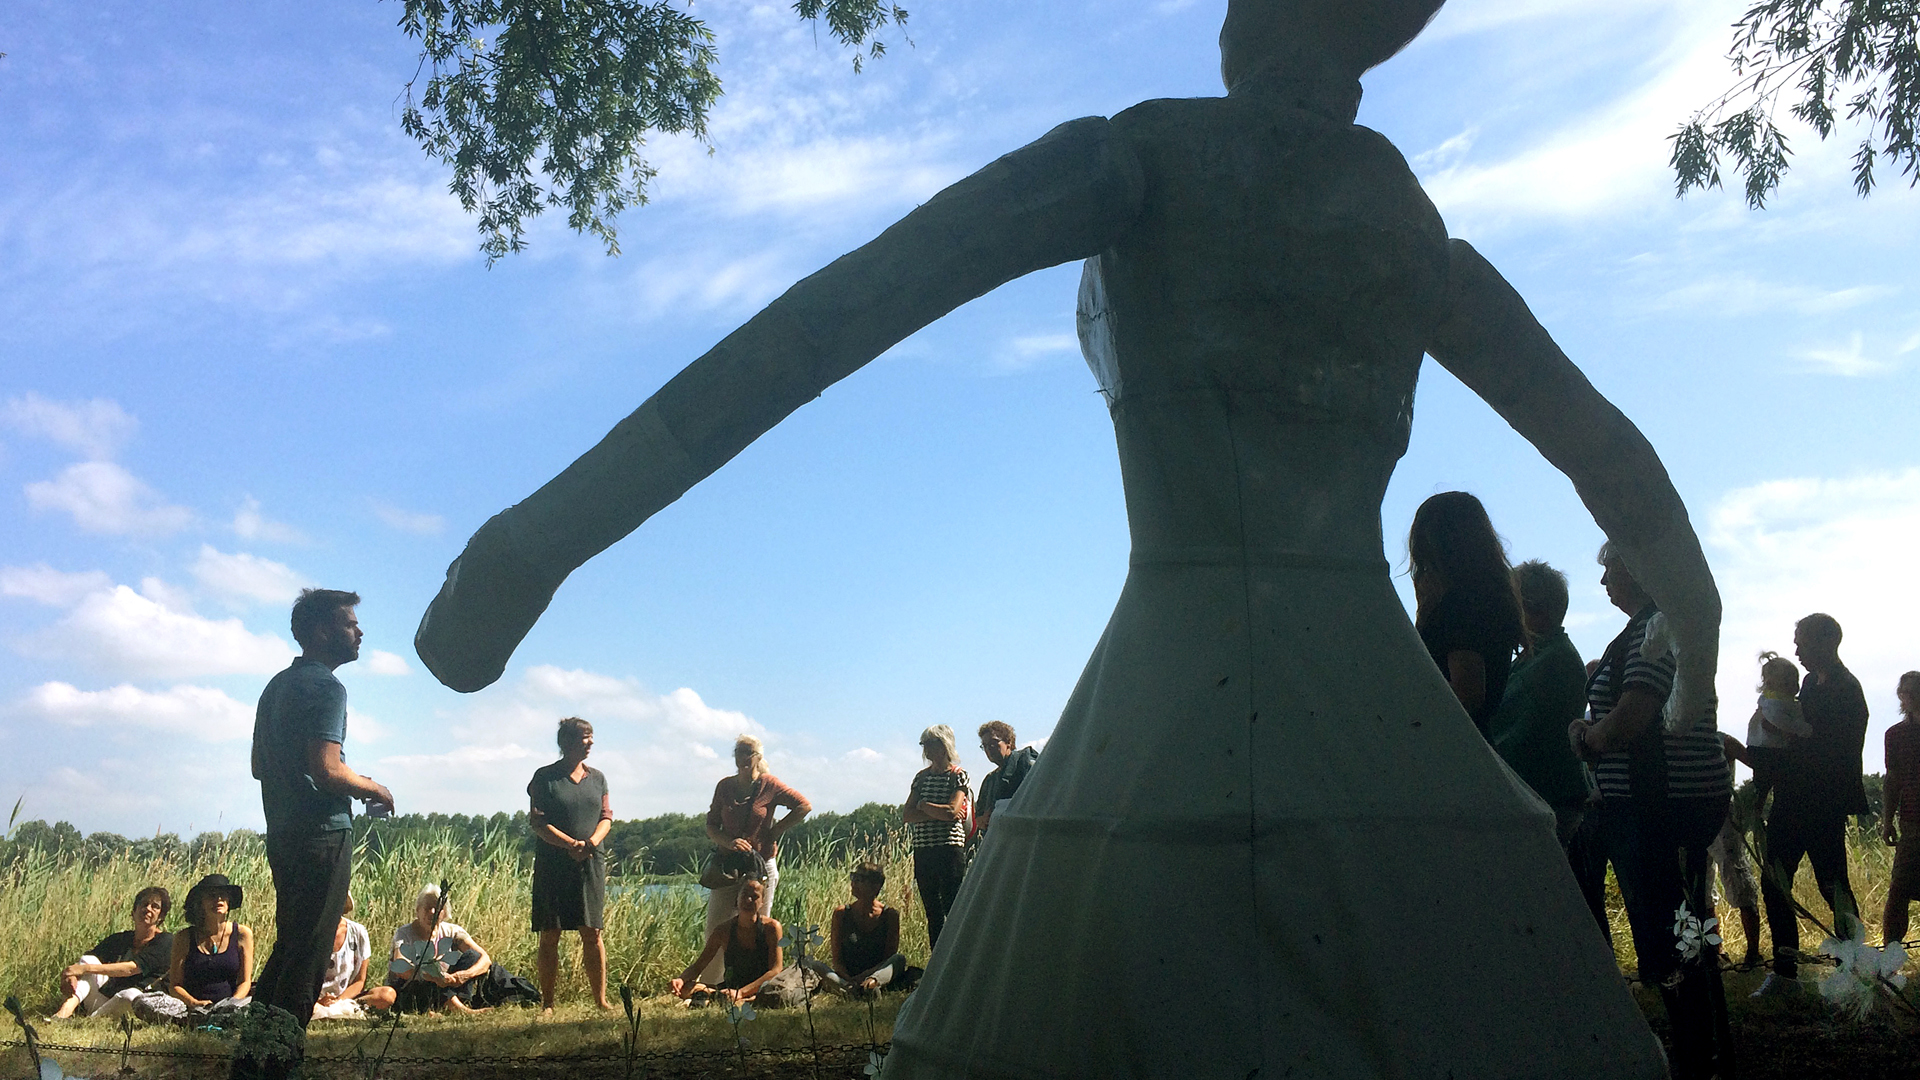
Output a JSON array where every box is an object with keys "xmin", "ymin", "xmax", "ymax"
[{"xmin": 2, "ymin": 1036, "xmax": 890, "ymax": 1067}]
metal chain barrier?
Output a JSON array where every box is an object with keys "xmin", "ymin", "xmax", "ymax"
[{"xmin": 2, "ymin": 1036, "xmax": 891, "ymax": 1068}]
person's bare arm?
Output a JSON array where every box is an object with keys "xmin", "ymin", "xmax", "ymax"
[
  {"xmin": 232, "ymin": 926, "xmax": 254, "ymax": 1000},
  {"xmin": 671, "ymin": 925, "xmax": 730, "ymax": 997},
  {"xmin": 1887, "ymin": 767, "xmax": 1903, "ymax": 844},
  {"xmin": 1569, "ymin": 688, "xmax": 1665, "ymax": 762},
  {"xmin": 530, "ymin": 802, "xmax": 584, "ymax": 854},
  {"xmin": 829, "ymin": 909, "xmax": 851, "ymax": 980},
  {"xmin": 338, "ymin": 955, "xmax": 369, "ymax": 1002},
  {"xmin": 166, "ymin": 932, "xmax": 204, "ymax": 1008},
  {"xmin": 416, "ymin": 117, "xmax": 1147, "ymax": 693},
  {"xmin": 63, "ymin": 959, "xmax": 142, "ymax": 980},
  {"xmin": 766, "ymin": 795, "xmax": 810, "ymax": 843},
  {"xmin": 308, "ymin": 740, "xmax": 394, "ymax": 812},
  {"xmin": 451, "ymin": 931, "xmax": 490, "ymax": 984},
  {"xmin": 1429, "ymin": 241, "xmax": 1720, "ymax": 730},
  {"xmin": 1445, "ymin": 650, "xmax": 1488, "ymax": 717}
]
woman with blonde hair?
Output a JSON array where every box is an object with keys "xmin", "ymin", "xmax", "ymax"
[
  {"xmin": 700, "ymin": 734, "xmax": 810, "ymax": 984},
  {"xmin": 903, "ymin": 724, "xmax": 970, "ymax": 949}
]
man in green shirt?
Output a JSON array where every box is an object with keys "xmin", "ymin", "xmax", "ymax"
[{"xmin": 1486, "ymin": 561, "xmax": 1593, "ymax": 836}]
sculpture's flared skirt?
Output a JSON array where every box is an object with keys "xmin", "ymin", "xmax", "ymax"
[{"xmin": 882, "ymin": 557, "xmax": 1667, "ymax": 1079}]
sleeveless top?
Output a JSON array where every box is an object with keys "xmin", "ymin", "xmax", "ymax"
[
  {"xmin": 721, "ymin": 919, "xmax": 775, "ymax": 989},
  {"xmin": 182, "ymin": 925, "xmax": 242, "ymax": 1001},
  {"xmin": 837, "ymin": 905, "xmax": 892, "ymax": 975}
]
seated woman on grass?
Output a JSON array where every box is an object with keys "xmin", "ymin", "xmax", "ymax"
[
  {"xmin": 313, "ymin": 894, "xmax": 397, "ymax": 1019},
  {"xmin": 803, "ymin": 862, "xmax": 908, "ymax": 997},
  {"xmin": 670, "ymin": 877, "xmax": 783, "ymax": 1006},
  {"xmin": 386, "ymin": 883, "xmax": 492, "ymax": 1013},
  {"xmin": 49, "ymin": 886, "xmax": 174, "ymax": 1020},
  {"xmin": 134, "ymin": 875, "xmax": 253, "ymax": 1024}
]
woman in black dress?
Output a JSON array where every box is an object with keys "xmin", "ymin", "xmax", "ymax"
[
  {"xmin": 1408, "ymin": 491, "xmax": 1527, "ymax": 734},
  {"xmin": 529, "ymin": 716, "xmax": 613, "ymax": 1012}
]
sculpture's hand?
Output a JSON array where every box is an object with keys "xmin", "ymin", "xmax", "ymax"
[
  {"xmin": 1428, "ymin": 238, "xmax": 1722, "ymax": 730},
  {"xmin": 416, "ymin": 116, "xmax": 1144, "ymax": 691}
]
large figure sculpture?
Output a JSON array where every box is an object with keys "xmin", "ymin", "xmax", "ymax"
[{"xmin": 417, "ymin": 1, "xmax": 1719, "ymax": 1075}]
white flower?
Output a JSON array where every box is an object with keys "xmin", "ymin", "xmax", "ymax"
[
  {"xmin": 1672, "ymin": 903, "xmax": 1721, "ymax": 962},
  {"xmin": 1818, "ymin": 930, "xmax": 1908, "ymax": 1019},
  {"xmin": 865, "ymin": 1050, "xmax": 888, "ymax": 1077}
]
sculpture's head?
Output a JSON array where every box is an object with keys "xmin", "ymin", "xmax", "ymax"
[{"xmin": 1220, "ymin": 0, "xmax": 1445, "ymax": 101}]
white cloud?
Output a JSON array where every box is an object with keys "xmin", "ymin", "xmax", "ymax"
[
  {"xmin": 1, "ymin": 392, "xmax": 138, "ymax": 460},
  {"xmin": 370, "ymin": 500, "xmax": 445, "ymax": 536},
  {"xmin": 1706, "ymin": 468, "xmax": 1920, "ymax": 771},
  {"xmin": 28, "ymin": 583, "xmax": 293, "ymax": 678},
  {"xmin": 1415, "ymin": 5, "xmax": 1734, "ymax": 228},
  {"xmin": 16, "ymin": 681, "xmax": 253, "ymax": 741},
  {"xmin": 190, "ymin": 545, "xmax": 310, "ymax": 606},
  {"xmin": 363, "ymin": 649, "xmax": 411, "ymax": 676},
  {"xmin": 24, "ymin": 461, "xmax": 193, "ymax": 536},
  {"xmin": 232, "ymin": 497, "xmax": 306, "ymax": 544},
  {"xmin": 0, "ymin": 564, "xmax": 111, "ymax": 606},
  {"xmin": 1798, "ymin": 331, "xmax": 1896, "ymax": 377},
  {"xmin": 1644, "ymin": 278, "xmax": 1898, "ymax": 320}
]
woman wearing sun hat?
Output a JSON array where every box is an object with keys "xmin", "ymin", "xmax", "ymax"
[{"xmin": 134, "ymin": 874, "xmax": 254, "ymax": 1024}]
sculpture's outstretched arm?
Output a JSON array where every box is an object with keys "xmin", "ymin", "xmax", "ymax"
[
  {"xmin": 1427, "ymin": 239, "xmax": 1721, "ymax": 728},
  {"xmin": 417, "ymin": 117, "xmax": 1147, "ymax": 692}
]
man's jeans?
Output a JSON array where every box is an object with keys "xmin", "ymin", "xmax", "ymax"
[{"xmin": 253, "ymin": 829, "xmax": 353, "ymax": 1028}]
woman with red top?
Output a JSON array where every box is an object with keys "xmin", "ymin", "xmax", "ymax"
[{"xmin": 700, "ymin": 734, "xmax": 810, "ymax": 984}]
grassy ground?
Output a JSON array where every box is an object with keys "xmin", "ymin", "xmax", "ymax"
[
  {"xmin": 1, "ymin": 829, "xmax": 926, "ymax": 1007},
  {"xmin": 7, "ymin": 823, "xmax": 1920, "ymax": 1077}
]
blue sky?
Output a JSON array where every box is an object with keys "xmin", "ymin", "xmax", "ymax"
[{"xmin": 3, "ymin": 0, "xmax": 1916, "ymax": 838}]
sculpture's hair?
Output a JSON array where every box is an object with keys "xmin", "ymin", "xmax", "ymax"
[
  {"xmin": 1796, "ymin": 612, "xmax": 1843, "ymax": 646},
  {"xmin": 290, "ymin": 588, "xmax": 361, "ymax": 648},
  {"xmin": 920, "ymin": 724, "xmax": 959, "ymax": 765},
  {"xmin": 1220, "ymin": 0, "xmax": 1447, "ymax": 92},
  {"xmin": 1756, "ymin": 651, "xmax": 1800, "ymax": 696},
  {"xmin": 131, "ymin": 885, "xmax": 171, "ymax": 923},
  {"xmin": 557, "ymin": 716, "xmax": 593, "ymax": 750},
  {"xmin": 734, "ymin": 735, "xmax": 767, "ymax": 779},
  {"xmin": 850, "ymin": 861, "xmax": 886, "ymax": 887},
  {"xmin": 1408, "ymin": 492, "xmax": 1526, "ymax": 654},
  {"xmin": 978, "ymin": 721, "xmax": 1016, "ymax": 747},
  {"xmin": 1510, "ymin": 560, "xmax": 1569, "ymax": 628},
  {"xmin": 1900, "ymin": 671, "xmax": 1920, "ymax": 714}
]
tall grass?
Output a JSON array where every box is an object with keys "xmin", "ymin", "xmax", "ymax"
[{"xmin": 2, "ymin": 824, "xmax": 924, "ymax": 1007}]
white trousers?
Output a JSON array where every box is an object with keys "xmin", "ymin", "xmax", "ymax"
[
  {"xmin": 700, "ymin": 857, "xmax": 778, "ymax": 984},
  {"xmin": 69, "ymin": 955, "xmax": 143, "ymax": 1018}
]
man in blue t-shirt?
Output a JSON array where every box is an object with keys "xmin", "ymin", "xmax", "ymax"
[{"xmin": 243, "ymin": 588, "xmax": 394, "ymax": 1075}]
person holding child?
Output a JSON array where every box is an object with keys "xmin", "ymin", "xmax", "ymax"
[
  {"xmin": 134, "ymin": 875, "xmax": 254, "ymax": 1024},
  {"xmin": 529, "ymin": 716, "xmax": 614, "ymax": 1013},
  {"xmin": 802, "ymin": 862, "xmax": 909, "ymax": 996},
  {"xmin": 49, "ymin": 886, "xmax": 174, "ymax": 1020},
  {"xmin": 1880, "ymin": 672, "xmax": 1920, "ymax": 945},
  {"xmin": 670, "ymin": 877, "xmax": 785, "ymax": 1005},
  {"xmin": 1743, "ymin": 651, "xmax": 1810, "ymax": 800}
]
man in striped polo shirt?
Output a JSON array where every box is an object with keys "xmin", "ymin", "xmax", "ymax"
[{"xmin": 1570, "ymin": 545, "xmax": 1730, "ymax": 1079}]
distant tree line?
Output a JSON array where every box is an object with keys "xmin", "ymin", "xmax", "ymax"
[{"xmin": 1, "ymin": 802, "xmax": 906, "ymax": 878}]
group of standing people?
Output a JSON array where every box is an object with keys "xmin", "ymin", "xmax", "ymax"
[
  {"xmin": 666, "ymin": 721, "xmax": 1040, "ymax": 1005},
  {"xmin": 1405, "ymin": 491, "xmax": 1899, "ymax": 1079}
]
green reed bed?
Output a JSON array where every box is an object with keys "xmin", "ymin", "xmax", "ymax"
[{"xmin": 2, "ymin": 826, "xmax": 922, "ymax": 1009}]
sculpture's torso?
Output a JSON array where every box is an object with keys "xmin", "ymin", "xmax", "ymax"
[
  {"xmin": 886, "ymin": 94, "xmax": 1668, "ymax": 1080},
  {"xmin": 1084, "ymin": 95, "xmax": 1448, "ymax": 446}
]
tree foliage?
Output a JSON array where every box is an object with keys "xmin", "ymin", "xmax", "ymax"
[
  {"xmin": 396, "ymin": 0, "xmax": 909, "ymax": 263},
  {"xmin": 1672, "ymin": 1, "xmax": 1920, "ymax": 207}
]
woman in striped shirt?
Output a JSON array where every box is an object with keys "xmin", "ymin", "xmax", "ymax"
[{"xmin": 903, "ymin": 725, "xmax": 971, "ymax": 951}]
